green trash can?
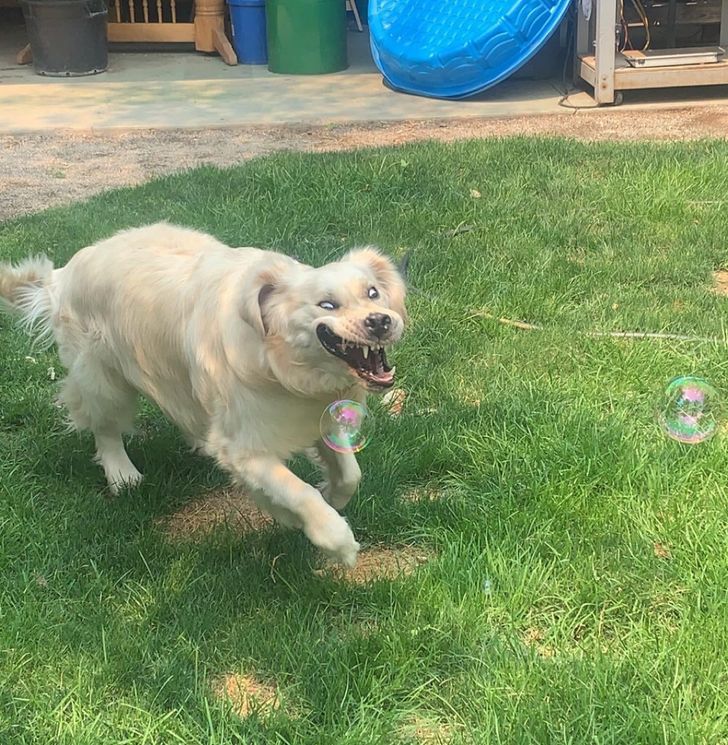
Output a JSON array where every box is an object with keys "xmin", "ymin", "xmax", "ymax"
[{"xmin": 266, "ymin": 0, "xmax": 348, "ymax": 74}]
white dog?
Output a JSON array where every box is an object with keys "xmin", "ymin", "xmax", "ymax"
[{"xmin": 0, "ymin": 223, "xmax": 406, "ymax": 566}]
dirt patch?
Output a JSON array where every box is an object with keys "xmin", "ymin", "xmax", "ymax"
[
  {"xmin": 399, "ymin": 714, "xmax": 457, "ymax": 745},
  {"xmin": 159, "ymin": 492, "xmax": 434, "ymax": 583},
  {"xmin": 401, "ymin": 485, "xmax": 443, "ymax": 503},
  {"xmin": 157, "ymin": 487, "xmax": 272, "ymax": 542},
  {"xmin": 213, "ymin": 673, "xmax": 280, "ymax": 718},
  {"xmin": 314, "ymin": 544, "xmax": 434, "ymax": 584},
  {"xmin": 712, "ymin": 270, "xmax": 728, "ymax": 296},
  {"xmin": 522, "ymin": 627, "xmax": 556, "ymax": 659},
  {"xmin": 4, "ymin": 106, "xmax": 728, "ymax": 221}
]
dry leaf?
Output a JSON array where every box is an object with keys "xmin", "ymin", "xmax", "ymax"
[
  {"xmin": 382, "ymin": 388, "xmax": 406, "ymax": 416},
  {"xmin": 653, "ymin": 542, "xmax": 671, "ymax": 559},
  {"xmin": 523, "ymin": 627, "xmax": 544, "ymax": 644},
  {"xmin": 522, "ymin": 627, "xmax": 555, "ymax": 658},
  {"xmin": 33, "ymin": 572, "xmax": 48, "ymax": 588},
  {"xmin": 469, "ymin": 188, "xmax": 481, "ymax": 198}
]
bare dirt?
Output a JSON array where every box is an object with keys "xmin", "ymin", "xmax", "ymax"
[
  {"xmin": 158, "ymin": 487, "xmax": 434, "ymax": 583},
  {"xmin": 156, "ymin": 487, "xmax": 272, "ymax": 542},
  {"xmin": 712, "ymin": 269, "xmax": 728, "ymax": 295},
  {"xmin": 313, "ymin": 544, "xmax": 434, "ymax": 584},
  {"xmin": 213, "ymin": 673, "xmax": 280, "ymax": 718},
  {"xmin": 399, "ymin": 714, "xmax": 457, "ymax": 745},
  {"xmin": 3, "ymin": 105, "xmax": 728, "ymax": 222},
  {"xmin": 522, "ymin": 627, "xmax": 557, "ymax": 659}
]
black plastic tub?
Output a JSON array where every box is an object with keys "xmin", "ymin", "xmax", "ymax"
[{"xmin": 21, "ymin": 0, "xmax": 108, "ymax": 77}]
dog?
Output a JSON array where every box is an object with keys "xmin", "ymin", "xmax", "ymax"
[{"xmin": 0, "ymin": 223, "xmax": 407, "ymax": 567}]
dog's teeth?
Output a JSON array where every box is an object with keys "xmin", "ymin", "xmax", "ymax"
[{"xmin": 362, "ymin": 346, "xmax": 369, "ymax": 359}]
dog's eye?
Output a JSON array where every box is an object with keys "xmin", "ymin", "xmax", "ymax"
[
  {"xmin": 318, "ymin": 300, "xmax": 338, "ymax": 311},
  {"xmin": 368, "ymin": 287, "xmax": 379, "ymax": 299}
]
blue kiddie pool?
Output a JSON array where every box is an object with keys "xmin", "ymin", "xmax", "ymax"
[{"xmin": 369, "ymin": 0, "xmax": 571, "ymax": 99}]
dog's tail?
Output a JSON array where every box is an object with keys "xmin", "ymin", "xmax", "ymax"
[{"xmin": 0, "ymin": 255, "xmax": 56, "ymax": 349}]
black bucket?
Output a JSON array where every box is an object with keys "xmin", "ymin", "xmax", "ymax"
[{"xmin": 21, "ymin": 0, "xmax": 108, "ymax": 77}]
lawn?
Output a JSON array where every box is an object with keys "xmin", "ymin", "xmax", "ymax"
[{"xmin": 1, "ymin": 137, "xmax": 727, "ymax": 744}]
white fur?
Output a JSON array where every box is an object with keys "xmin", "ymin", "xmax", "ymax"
[
  {"xmin": 0, "ymin": 223, "xmax": 407, "ymax": 567},
  {"xmin": 0, "ymin": 255, "xmax": 55, "ymax": 349}
]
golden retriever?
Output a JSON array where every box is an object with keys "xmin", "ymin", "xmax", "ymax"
[{"xmin": 0, "ymin": 223, "xmax": 407, "ymax": 566}]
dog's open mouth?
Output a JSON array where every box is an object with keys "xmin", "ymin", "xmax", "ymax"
[{"xmin": 316, "ymin": 324, "xmax": 395, "ymax": 389}]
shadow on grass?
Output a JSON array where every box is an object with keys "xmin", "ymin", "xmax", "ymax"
[{"xmin": 1, "ymin": 345, "xmax": 714, "ymax": 744}]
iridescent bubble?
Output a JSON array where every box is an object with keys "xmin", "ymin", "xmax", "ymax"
[
  {"xmin": 320, "ymin": 400, "xmax": 373, "ymax": 453},
  {"xmin": 657, "ymin": 376, "xmax": 720, "ymax": 444}
]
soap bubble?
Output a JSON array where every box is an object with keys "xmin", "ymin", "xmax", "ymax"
[
  {"xmin": 657, "ymin": 376, "xmax": 720, "ymax": 444},
  {"xmin": 320, "ymin": 400, "xmax": 373, "ymax": 453}
]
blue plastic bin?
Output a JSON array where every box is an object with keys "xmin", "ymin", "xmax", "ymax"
[{"xmin": 228, "ymin": 0, "xmax": 267, "ymax": 65}]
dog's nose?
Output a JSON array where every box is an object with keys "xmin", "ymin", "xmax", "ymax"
[{"xmin": 364, "ymin": 312, "xmax": 392, "ymax": 339}]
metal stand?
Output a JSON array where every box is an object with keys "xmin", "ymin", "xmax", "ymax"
[
  {"xmin": 576, "ymin": 0, "xmax": 728, "ymax": 105},
  {"xmin": 346, "ymin": 0, "xmax": 363, "ymax": 32}
]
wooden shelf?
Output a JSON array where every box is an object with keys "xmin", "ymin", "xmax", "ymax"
[
  {"xmin": 575, "ymin": 0, "xmax": 728, "ymax": 104},
  {"xmin": 580, "ymin": 53, "xmax": 728, "ymax": 91}
]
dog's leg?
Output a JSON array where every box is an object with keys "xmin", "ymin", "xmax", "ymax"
[
  {"xmin": 224, "ymin": 452, "xmax": 360, "ymax": 566},
  {"xmin": 59, "ymin": 360, "xmax": 142, "ymax": 494},
  {"xmin": 93, "ymin": 432, "xmax": 143, "ymax": 493},
  {"xmin": 311, "ymin": 441, "xmax": 361, "ymax": 512}
]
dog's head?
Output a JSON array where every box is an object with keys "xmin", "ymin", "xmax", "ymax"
[{"xmin": 242, "ymin": 248, "xmax": 407, "ymax": 396}]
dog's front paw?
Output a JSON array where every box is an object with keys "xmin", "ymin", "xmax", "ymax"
[
  {"xmin": 304, "ymin": 510, "xmax": 360, "ymax": 567},
  {"xmin": 107, "ymin": 467, "xmax": 143, "ymax": 495},
  {"xmin": 326, "ymin": 535, "xmax": 361, "ymax": 568}
]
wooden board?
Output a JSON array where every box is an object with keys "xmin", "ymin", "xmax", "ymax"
[
  {"xmin": 107, "ymin": 22, "xmax": 195, "ymax": 43},
  {"xmin": 580, "ymin": 53, "xmax": 728, "ymax": 90}
]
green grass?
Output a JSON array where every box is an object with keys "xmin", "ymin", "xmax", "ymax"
[{"xmin": 1, "ymin": 137, "xmax": 728, "ymax": 744}]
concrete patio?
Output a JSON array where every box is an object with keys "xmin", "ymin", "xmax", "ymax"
[
  {"xmin": 2, "ymin": 9, "xmax": 728, "ymax": 134},
  {"xmin": 0, "ymin": 16, "xmax": 572, "ymax": 133}
]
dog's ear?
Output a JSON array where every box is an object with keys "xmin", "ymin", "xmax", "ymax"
[
  {"xmin": 241, "ymin": 267, "xmax": 281, "ymax": 337},
  {"xmin": 344, "ymin": 246, "xmax": 407, "ymax": 320},
  {"xmin": 397, "ymin": 251, "xmax": 411, "ymax": 282}
]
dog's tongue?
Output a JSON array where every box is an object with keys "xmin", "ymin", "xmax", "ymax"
[{"xmin": 370, "ymin": 367, "xmax": 394, "ymax": 385}]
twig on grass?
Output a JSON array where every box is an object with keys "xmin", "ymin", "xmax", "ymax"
[{"xmin": 469, "ymin": 309, "xmax": 723, "ymax": 345}]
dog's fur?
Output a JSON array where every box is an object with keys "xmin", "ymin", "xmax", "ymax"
[{"xmin": 0, "ymin": 223, "xmax": 406, "ymax": 566}]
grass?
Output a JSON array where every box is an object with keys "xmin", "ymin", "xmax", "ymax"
[{"xmin": 1, "ymin": 137, "xmax": 728, "ymax": 744}]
